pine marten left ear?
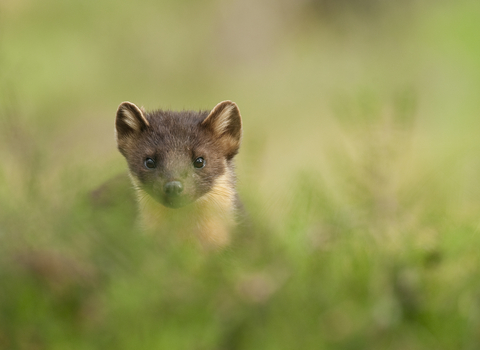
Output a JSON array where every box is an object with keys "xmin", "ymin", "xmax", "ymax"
[
  {"xmin": 115, "ymin": 101, "xmax": 150, "ymax": 140},
  {"xmin": 202, "ymin": 101, "xmax": 242, "ymax": 157}
]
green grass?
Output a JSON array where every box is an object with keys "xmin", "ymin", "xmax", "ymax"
[{"xmin": 2, "ymin": 0, "xmax": 480, "ymax": 349}]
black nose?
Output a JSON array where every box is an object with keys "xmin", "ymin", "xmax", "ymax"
[{"xmin": 164, "ymin": 181, "xmax": 183, "ymax": 196}]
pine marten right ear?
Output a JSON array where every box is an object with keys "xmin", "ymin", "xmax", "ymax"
[
  {"xmin": 201, "ymin": 101, "xmax": 242, "ymax": 159},
  {"xmin": 115, "ymin": 101, "xmax": 150, "ymax": 140}
]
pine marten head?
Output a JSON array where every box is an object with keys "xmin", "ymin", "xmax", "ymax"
[{"xmin": 115, "ymin": 101, "xmax": 242, "ymax": 209}]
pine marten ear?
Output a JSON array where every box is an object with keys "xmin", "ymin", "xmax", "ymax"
[
  {"xmin": 202, "ymin": 101, "xmax": 242, "ymax": 158},
  {"xmin": 115, "ymin": 101, "xmax": 150, "ymax": 140}
]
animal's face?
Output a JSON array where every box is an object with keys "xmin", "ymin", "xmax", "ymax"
[{"xmin": 115, "ymin": 101, "xmax": 242, "ymax": 208}]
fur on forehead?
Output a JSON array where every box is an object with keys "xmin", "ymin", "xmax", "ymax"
[
  {"xmin": 145, "ymin": 109, "xmax": 210, "ymax": 131},
  {"xmin": 142, "ymin": 109, "xmax": 211, "ymax": 147}
]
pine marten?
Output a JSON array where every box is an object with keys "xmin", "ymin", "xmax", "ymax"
[{"xmin": 115, "ymin": 100, "xmax": 243, "ymax": 248}]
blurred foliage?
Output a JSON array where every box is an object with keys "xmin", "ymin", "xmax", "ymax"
[{"xmin": 1, "ymin": 0, "xmax": 480, "ymax": 349}]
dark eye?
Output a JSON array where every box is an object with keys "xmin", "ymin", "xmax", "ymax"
[
  {"xmin": 144, "ymin": 158, "xmax": 156, "ymax": 169},
  {"xmin": 193, "ymin": 157, "xmax": 205, "ymax": 169}
]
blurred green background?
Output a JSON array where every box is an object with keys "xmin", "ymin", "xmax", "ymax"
[{"xmin": 2, "ymin": 0, "xmax": 480, "ymax": 348}]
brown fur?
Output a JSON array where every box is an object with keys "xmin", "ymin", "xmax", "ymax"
[{"xmin": 115, "ymin": 100, "xmax": 242, "ymax": 248}]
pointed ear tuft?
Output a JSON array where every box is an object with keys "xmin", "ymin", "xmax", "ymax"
[
  {"xmin": 202, "ymin": 101, "xmax": 242, "ymax": 158},
  {"xmin": 115, "ymin": 101, "xmax": 150, "ymax": 139},
  {"xmin": 202, "ymin": 100, "xmax": 242, "ymax": 143}
]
